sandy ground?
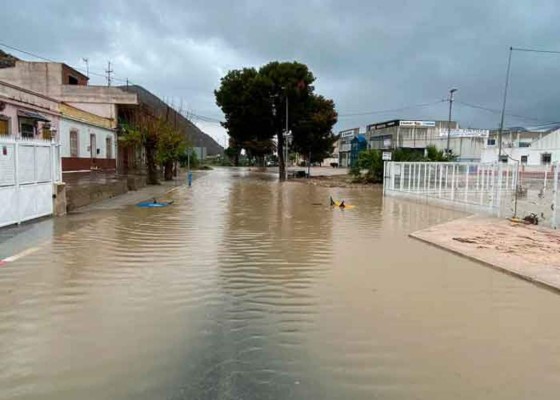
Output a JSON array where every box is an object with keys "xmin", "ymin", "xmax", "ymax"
[{"xmin": 411, "ymin": 215, "xmax": 560, "ymax": 292}]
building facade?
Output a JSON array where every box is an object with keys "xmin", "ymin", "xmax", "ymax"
[
  {"xmin": 481, "ymin": 127, "xmax": 560, "ymax": 166},
  {"xmin": 338, "ymin": 127, "xmax": 360, "ymax": 167},
  {"xmin": 0, "ymin": 81, "xmax": 60, "ymax": 140},
  {"xmin": 366, "ymin": 119, "xmax": 489, "ymax": 162},
  {"xmin": 59, "ymin": 104, "xmax": 117, "ymax": 171}
]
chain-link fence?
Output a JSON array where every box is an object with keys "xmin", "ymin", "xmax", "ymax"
[
  {"xmin": 383, "ymin": 161, "xmax": 559, "ymax": 228},
  {"xmin": 512, "ymin": 164, "xmax": 559, "ymax": 228}
]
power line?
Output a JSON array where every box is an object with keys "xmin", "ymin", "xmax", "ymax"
[
  {"xmin": 455, "ymin": 100, "xmax": 557, "ymax": 124},
  {"xmin": 0, "ymin": 41, "xmax": 131, "ymax": 84},
  {"xmin": 0, "ymin": 41, "xmax": 57, "ymax": 62},
  {"xmin": 337, "ymin": 100, "xmax": 446, "ymax": 117},
  {"xmin": 0, "ymin": 40, "xmax": 230, "ymax": 132},
  {"xmin": 512, "ymin": 47, "xmax": 560, "ymax": 55}
]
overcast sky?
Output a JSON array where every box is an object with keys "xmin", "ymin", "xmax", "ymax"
[{"xmin": 2, "ymin": 0, "xmax": 560, "ymax": 142}]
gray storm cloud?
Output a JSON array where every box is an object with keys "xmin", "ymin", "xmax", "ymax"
[{"xmin": 2, "ymin": 0, "xmax": 560, "ymax": 140}]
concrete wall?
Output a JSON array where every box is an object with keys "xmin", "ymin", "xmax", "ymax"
[
  {"xmin": 0, "ymin": 62, "xmax": 63, "ymax": 97},
  {"xmin": 61, "ymin": 85, "xmax": 137, "ymax": 104},
  {"xmin": 66, "ymin": 179, "xmax": 128, "ymax": 211},
  {"xmin": 481, "ymin": 147, "xmax": 560, "ymax": 166},
  {"xmin": 420, "ymin": 136, "xmax": 486, "ymax": 162},
  {"xmin": 531, "ymin": 129, "xmax": 560, "ymax": 151}
]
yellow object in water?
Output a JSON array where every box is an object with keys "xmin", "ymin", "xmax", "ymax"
[{"xmin": 332, "ymin": 200, "xmax": 355, "ymax": 209}]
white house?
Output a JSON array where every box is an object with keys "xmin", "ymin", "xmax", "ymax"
[{"xmin": 59, "ymin": 103, "xmax": 117, "ymax": 171}]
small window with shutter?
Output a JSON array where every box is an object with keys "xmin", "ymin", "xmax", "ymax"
[
  {"xmin": 0, "ymin": 116, "xmax": 9, "ymax": 135},
  {"xmin": 106, "ymin": 136, "xmax": 113, "ymax": 159}
]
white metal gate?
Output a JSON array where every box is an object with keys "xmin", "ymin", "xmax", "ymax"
[
  {"xmin": 383, "ymin": 161, "xmax": 559, "ymax": 228},
  {"xmin": 0, "ymin": 137, "xmax": 62, "ymax": 228}
]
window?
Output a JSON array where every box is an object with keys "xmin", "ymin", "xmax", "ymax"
[
  {"xmin": 20, "ymin": 119, "xmax": 35, "ymax": 138},
  {"xmin": 70, "ymin": 130, "xmax": 79, "ymax": 157},
  {"xmin": 42, "ymin": 123, "xmax": 52, "ymax": 140},
  {"xmin": 68, "ymin": 76, "xmax": 79, "ymax": 85},
  {"xmin": 487, "ymin": 138, "xmax": 496, "ymax": 146},
  {"xmin": 541, "ymin": 153, "xmax": 552, "ymax": 165},
  {"xmin": 106, "ymin": 136, "xmax": 113, "ymax": 159},
  {"xmin": 90, "ymin": 134, "xmax": 96, "ymax": 158},
  {"xmin": 521, "ymin": 155, "xmax": 528, "ymax": 164},
  {"xmin": 0, "ymin": 116, "xmax": 8, "ymax": 135},
  {"xmin": 499, "ymin": 155, "xmax": 508, "ymax": 163}
]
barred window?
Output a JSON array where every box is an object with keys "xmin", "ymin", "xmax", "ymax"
[{"xmin": 70, "ymin": 130, "xmax": 79, "ymax": 157}]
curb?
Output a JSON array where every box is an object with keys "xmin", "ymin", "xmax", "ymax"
[{"xmin": 409, "ymin": 231, "xmax": 560, "ymax": 295}]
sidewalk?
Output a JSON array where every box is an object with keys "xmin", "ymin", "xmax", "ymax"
[
  {"xmin": 411, "ymin": 216, "xmax": 560, "ymax": 292},
  {"xmin": 0, "ymin": 171, "xmax": 205, "ymax": 260}
]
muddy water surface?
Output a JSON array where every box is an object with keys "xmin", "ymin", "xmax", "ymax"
[{"xmin": 1, "ymin": 168, "xmax": 560, "ymax": 399}]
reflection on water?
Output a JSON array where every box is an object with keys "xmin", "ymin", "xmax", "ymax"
[{"xmin": 1, "ymin": 168, "xmax": 560, "ymax": 399}]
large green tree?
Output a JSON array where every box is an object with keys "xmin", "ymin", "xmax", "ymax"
[
  {"xmin": 291, "ymin": 94, "xmax": 339, "ymax": 163},
  {"xmin": 215, "ymin": 61, "xmax": 337, "ymax": 180},
  {"xmin": 215, "ymin": 68, "xmax": 274, "ymax": 165}
]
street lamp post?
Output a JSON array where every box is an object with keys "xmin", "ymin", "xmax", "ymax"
[
  {"xmin": 446, "ymin": 88, "xmax": 458, "ymax": 155},
  {"xmin": 284, "ymin": 130, "xmax": 292, "ymax": 180}
]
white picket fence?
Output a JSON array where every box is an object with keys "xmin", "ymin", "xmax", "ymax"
[{"xmin": 0, "ymin": 137, "xmax": 62, "ymax": 228}]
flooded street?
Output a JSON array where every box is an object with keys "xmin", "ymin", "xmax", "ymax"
[{"xmin": 1, "ymin": 168, "xmax": 560, "ymax": 399}]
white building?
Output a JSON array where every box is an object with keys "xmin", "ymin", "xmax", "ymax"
[
  {"xmin": 366, "ymin": 119, "xmax": 488, "ymax": 162},
  {"xmin": 481, "ymin": 127, "xmax": 560, "ymax": 166},
  {"xmin": 0, "ymin": 56, "xmax": 137, "ymax": 172},
  {"xmin": 59, "ymin": 103, "xmax": 117, "ymax": 171}
]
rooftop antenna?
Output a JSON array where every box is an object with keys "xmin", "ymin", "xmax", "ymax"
[{"xmin": 82, "ymin": 58, "xmax": 89, "ymax": 79}]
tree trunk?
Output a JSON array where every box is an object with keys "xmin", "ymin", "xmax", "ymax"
[
  {"xmin": 163, "ymin": 161, "xmax": 174, "ymax": 181},
  {"xmin": 278, "ymin": 131, "xmax": 285, "ymax": 181},
  {"xmin": 145, "ymin": 140, "xmax": 159, "ymax": 185}
]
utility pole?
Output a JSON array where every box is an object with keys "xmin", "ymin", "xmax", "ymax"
[
  {"xmin": 498, "ymin": 47, "xmax": 513, "ymax": 162},
  {"xmin": 105, "ymin": 61, "xmax": 113, "ymax": 87},
  {"xmin": 446, "ymin": 88, "xmax": 457, "ymax": 155}
]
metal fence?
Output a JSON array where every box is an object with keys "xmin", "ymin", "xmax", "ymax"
[
  {"xmin": 514, "ymin": 164, "xmax": 559, "ymax": 228},
  {"xmin": 383, "ymin": 161, "xmax": 559, "ymax": 228},
  {"xmin": 0, "ymin": 137, "xmax": 62, "ymax": 228}
]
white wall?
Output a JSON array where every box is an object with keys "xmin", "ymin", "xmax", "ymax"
[
  {"xmin": 481, "ymin": 147, "xmax": 560, "ymax": 165},
  {"xmin": 59, "ymin": 118, "xmax": 116, "ymax": 159},
  {"xmin": 481, "ymin": 130, "xmax": 560, "ymax": 165}
]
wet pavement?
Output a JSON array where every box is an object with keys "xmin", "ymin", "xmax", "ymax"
[{"xmin": 1, "ymin": 168, "xmax": 560, "ymax": 399}]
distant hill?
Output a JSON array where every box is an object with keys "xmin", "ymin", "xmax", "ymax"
[
  {"xmin": 121, "ymin": 85, "xmax": 224, "ymax": 156},
  {"xmin": 0, "ymin": 50, "xmax": 19, "ymax": 68}
]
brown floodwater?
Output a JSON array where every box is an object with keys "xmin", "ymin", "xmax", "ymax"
[{"xmin": 1, "ymin": 168, "xmax": 560, "ymax": 399}]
